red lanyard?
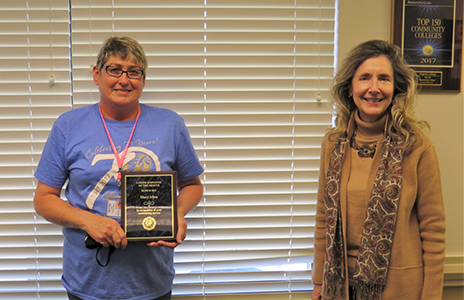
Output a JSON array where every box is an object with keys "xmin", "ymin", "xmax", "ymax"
[{"xmin": 99, "ymin": 105, "xmax": 141, "ymax": 183}]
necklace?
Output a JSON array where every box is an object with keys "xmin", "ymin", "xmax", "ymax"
[{"xmin": 350, "ymin": 131, "xmax": 377, "ymax": 158}]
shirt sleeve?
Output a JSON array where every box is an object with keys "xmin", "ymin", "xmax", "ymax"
[
  {"xmin": 312, "ymin": 134, "xmax": 330, "ymax": 285},
  {"xmin": 173, "ymin": 121, "xmax": 204, "ymax": 182},
  {"xmin": 416, "ymin": 143, "xmax": 446, "ymax": 300},
  {"xmin": 34, "ymin": 119, "xmax": 69, "ymax": 188}
]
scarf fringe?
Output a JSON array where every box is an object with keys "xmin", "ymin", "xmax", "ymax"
[
  {"xmin": 322, "ymin": 273, "xmax": 346, "ymax": 299},
  {"xmin": 352, "ymin": 282, "xmax": 384, "ymax": 300}
]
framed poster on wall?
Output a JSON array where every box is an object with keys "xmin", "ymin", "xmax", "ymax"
[{"xmin": 392, "ymin": 0, "xmax": 463, "ymax": 91}]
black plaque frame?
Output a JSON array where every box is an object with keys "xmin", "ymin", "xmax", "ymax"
[
  {"xmin": 121, "ymin": 171, "xmax": 177, "ymax": 242},
  {"xmin": 392, "ymin": 0, "xmax": 463, "ymax": 91}
]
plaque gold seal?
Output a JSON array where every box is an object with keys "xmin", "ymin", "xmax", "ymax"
[
  {"xmin": 422, "ymin": 45, "xmax": 434, "ymax": 56},
  {"xmin": 142, "ymin": 216, "xmax": 156, "ymax": 231}
]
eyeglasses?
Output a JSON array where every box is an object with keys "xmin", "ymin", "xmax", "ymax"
[{"xmin": 102, "ymin": 65, "xmax": 144, "ymax": 79}]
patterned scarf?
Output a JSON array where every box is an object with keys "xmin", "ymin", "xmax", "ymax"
[{"xmin": 322, "ymin": 133, "xmax": 404, "ymax": 300}]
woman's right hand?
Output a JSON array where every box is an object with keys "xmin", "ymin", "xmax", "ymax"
[
  {"xmin": 311, "ymin": 284, "xmax": 322, "ymax": 300},
  {"xmin": 82, "ymin": 213, "xmax": 127, "ymax": 249},
  {"xmin": 34, "ymin": 181, "xmax": 127, "ymax": 249}
]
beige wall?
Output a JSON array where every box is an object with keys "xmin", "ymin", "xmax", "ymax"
[{"xmin": 338, "ymin": 0, "xmax": 464, "ymax": 297}]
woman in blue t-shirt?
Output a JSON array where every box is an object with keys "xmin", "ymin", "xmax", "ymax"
[{"xmin": 34, "ymin": 36, "xmax": 204, "ymax": 300}]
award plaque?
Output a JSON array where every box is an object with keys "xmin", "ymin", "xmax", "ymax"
[
  {"xmin": 392, "ymin": 0, "xmax": 463, "ymax": 91},
  {"xmin": 121, "ymin": 171, "xmax": 177, "ymax": 242}
]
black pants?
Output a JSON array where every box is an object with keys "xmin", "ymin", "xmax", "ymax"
[
  {"xmin": 68, "ymin": 290, "xmax": 171, "ymax": 300},
  {"xmin": 349, "ymin": 286, "xmax": 356, "ymax": 300}
]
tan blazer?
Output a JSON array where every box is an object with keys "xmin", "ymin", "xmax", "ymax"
[{"xmin": 312, "ymin": 129, "xmax": 446, "ymax": 300}]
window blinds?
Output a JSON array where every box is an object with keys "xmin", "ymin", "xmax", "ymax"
[
  {"xmin": 0, "ymin": 0, "xmax": 335, "ymax": 299},
  {"xmin": 0, "ymin": 0, "xmax": 72, "ymax": 299}
]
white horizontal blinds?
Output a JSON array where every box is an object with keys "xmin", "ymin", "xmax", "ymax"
[
  {"xmin": 0, "ymin": 0, "xmax": 71, "ymax": 299},
  {"xmin": 69, "ymin": 0, "xmax": 335, "ymax": 298},
  {"xmin": 177, "ymin": 0, "xmax": 334, "ymax": 297}
]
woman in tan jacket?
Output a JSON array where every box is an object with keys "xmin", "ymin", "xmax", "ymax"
[{"xmin": 311, "ymin": 40, "xmax": 445, "ymax": 300}]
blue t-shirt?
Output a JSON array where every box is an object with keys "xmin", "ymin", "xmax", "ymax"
[{"xmin": 35, "ymin": 103, "xmax": 203, "ymax": 300}]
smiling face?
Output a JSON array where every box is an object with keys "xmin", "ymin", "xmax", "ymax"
[
  {"xmin": 350, "ymin": 55, "xmax": 394, "ymax": 123},
  {"xmin": 93, "ymin": 55, "xmax": 145, "ymax": 120}
]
